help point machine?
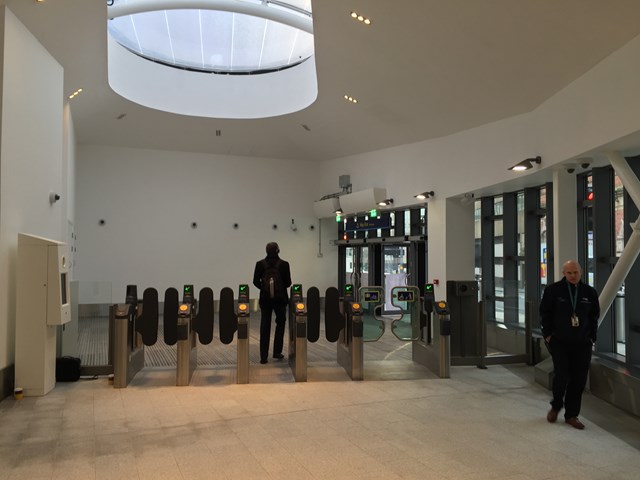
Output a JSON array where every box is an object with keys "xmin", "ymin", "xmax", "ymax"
[{"xmin": 15, "ymin": 233, "xmax": 71, "ymax": 396}]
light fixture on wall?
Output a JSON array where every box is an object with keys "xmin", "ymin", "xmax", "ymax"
[
  {"xmin": 508, "ymin": 155, "xmax": 541, "ymax": 171},
  {"xmin": 414, "ymin": 191, "xmax": 434, "ymax": 200},
  {"xmin": 377, "ymin": 198, "xmax": 394, "ymax": 206}
]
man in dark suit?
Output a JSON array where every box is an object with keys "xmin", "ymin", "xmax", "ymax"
[
  {"xmin": 253, "ymin": 242, "xmax": 292, "ymax": 364},
  {"xmin": 540, "ymin": 260, "xmax": 599, "ymax": 429}
]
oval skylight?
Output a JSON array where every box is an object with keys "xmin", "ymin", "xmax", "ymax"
[
  {"xmin": 107, "ymin": 0, "xmax": 314, "ymax": 74},
  {"xmin": 106, "ymin": 0, "xmax": 318, "ymax": 119}
]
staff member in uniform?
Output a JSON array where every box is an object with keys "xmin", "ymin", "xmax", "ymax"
[{"xmin": 540, "ymin": 260, "xmax": 599, "ymax": 430}]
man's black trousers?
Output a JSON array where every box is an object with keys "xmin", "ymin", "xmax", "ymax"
[
  {"xmin": 259, "ymin": 301, "xmax": 287, "ymax": 362},
  {"xmin": 550, "ymin": 339, "xmax": 592, "ymax": 419}
]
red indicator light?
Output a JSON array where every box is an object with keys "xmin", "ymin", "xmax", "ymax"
[{"xmin": 587, "ymin": 192, "xmax": 594, "ymax": 201}]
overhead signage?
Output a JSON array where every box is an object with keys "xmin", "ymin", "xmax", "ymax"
[{"xmin": 345, "ymin": 216, "xmax": 391, "ymax": 232}]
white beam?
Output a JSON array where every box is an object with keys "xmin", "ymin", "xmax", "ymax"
[{"xmin": 598, "ymin": 152, "xmax": 640, "ymax": 324}]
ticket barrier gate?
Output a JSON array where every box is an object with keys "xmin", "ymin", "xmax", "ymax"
[
  {"xmin": 237, "ymin": 285, "xmax": 250, "ymax": 384},
  {"xmin": 112, "ymin": 285, "xmax": 158, "ymax": 388},
  {"xmin": 164, "ymin": 285, "xmax": 214, "ymax": 386},
  {"xmin": 288, "ymin": 285, "xmax": 308, "ymax": 381},
  {"xmin": 412, "ymin": 283, "xmax": 451, "ymax": 378},
  {"xmin": 113, "ymin": 284, "xmax": 214, "ymax": 387},
  {"xmin": 218, "ymin": 285, "xmax": 249, "ymax": 383},
  {"xmin": 288, "ymin": 285, "xmax": 356, "ymax": 382},
  {"xmin": 337, "ymin": 285, "xmax": 364, "ymax": 381}
]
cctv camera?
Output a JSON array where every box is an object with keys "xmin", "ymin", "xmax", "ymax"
[
  {"xmin": 564, "ymin": 164, "xmax": 577, "ymax": 174},
  {"xmin": 566, "ymin": 167, "xmax": 575, "ymax": 174},
  {"xmin": 581, "ymin": 162, "xmax": 591, "ymax": 169}
]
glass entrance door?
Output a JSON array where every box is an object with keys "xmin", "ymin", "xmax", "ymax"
[
  {"xmin": 344, "ymin": 246, "xmax": 370, "ymax": 291},
  {"xmin": 383, "ymin": 244, "xmax": 408, "ymax": 314}
]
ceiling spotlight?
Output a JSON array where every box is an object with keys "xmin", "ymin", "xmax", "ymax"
[
  {"xmin": 335, "ymin": 208, "xmax": 343, "ymax": 215},
  {"xmin": 414, "ymin": 191, "xmax": 434, "ymax": 200},
  {"xmin": 344, "ymin": 95, "xmax": 358, "ymax": 104},
  {"xmin": 68, "ymin": 87, "xmax": 83, "ymax": 99},
  {"xmin": 350, "ymin": 11, "xmax": 372, "ymax": 25},
  {"xmin": 378, "ymin": 198, "xmax": 394, "ymax": 207},
  {"xmin": 508, "ymin": 155, "xmax": 542, "ymax": 172}
]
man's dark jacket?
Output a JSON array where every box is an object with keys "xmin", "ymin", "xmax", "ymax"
[
  {"xmin": 539, "ymin": 278, "xmax": 599, "ymax": 344},
  {"xmin": 252, "ymin": 254, "xmax": 292, "ymax": 306}
]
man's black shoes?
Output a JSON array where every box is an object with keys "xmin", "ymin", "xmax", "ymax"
[
  {"xmin": 260, "ymin": 359, "xmax": 268, "ymax": 364},
  {"xmin": 273, "ymin": 353, "xmax": 284, "ymax": 359}
]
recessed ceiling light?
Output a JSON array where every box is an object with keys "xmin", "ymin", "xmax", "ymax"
[
  {"xmin": 350, "ymin": 11, "xmax": 372, "ymax": 25},
  {"xmin": 344, "ymin": 95, "xmax": 358, "ymax": 104},
  {"xmin": 68, "ymin": 88, "xmax": 83, "ymax": 99}
]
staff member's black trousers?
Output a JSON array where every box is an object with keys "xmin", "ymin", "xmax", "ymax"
[{"xmin": 550, "ymin": 339, "xmax": 592, "ymax": 419}]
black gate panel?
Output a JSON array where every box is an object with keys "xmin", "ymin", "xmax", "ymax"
[
  {"xmin": 195, "ymin": 287, "xmax": 214, "ymax": 345},
  {"xmin": 137, "ymin": 287, "xmax": 159, "ymax": 346},
  {"xmin": 307, "ymin": 286, "xmax": 320, "ymax": 343},
  {"xmin": 324, "ymin": 287, "xmax": 343, "ymax": 343},
  {"xmin": 163, "ymin": 287, "xmax": 179, "ymax": 346},
  {"xmin": 219, "ymin": 287, "xmax": 237, "ymax": 345}
]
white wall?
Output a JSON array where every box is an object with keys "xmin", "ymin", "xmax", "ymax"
[
  {"xmin": 0, "ymin": 7, "xmax": 71, "ymax": 368},
  {"xmin": 75, "ymin": 145, "xmax": 338, "ymax": 302},
  {"xmin": 315, "ymin": 32, "xmax": 640, "ymax": 294}
]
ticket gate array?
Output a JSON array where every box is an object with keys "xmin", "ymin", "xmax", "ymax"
[
  {"xmin": 287, "ymin": 283, "xmax": 451, "ymax": 381},
  {"xmin": 112, "ymin": 283, "xmax": 247, "ymax": 388},
  {"xmin": 113, "ymin": 281, "xmax": 452, "ymax": 387}
]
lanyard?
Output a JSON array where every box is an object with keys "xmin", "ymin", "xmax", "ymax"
[{"xmin": 567, "ymin": 282, "xmax": 579, "ymax": 314}]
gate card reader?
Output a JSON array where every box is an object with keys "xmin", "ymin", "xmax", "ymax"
[
  {"xmin": 423, "ymin": 283, "xmax": 435, "ymax": 313},
  {"xmin": 238, "ymin": 284, "xmax": 250, "ymax": 303},
  {"xmin": 183, "ymin": 284, "xmax": 194, "ymax": 303},
  {"xmin": 434, "ymin": 301, "xmax": 449, "ymax": 315},
  {"xmin": 344, "ymin": 284, "xmax": 354, "ymax": 300},
  {"xmin": 291, "ymin": 284, "xmax": 303, "ymax": 302}
]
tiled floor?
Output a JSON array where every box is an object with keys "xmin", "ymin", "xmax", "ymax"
[{"xmin": 1, "ymin": 360, "xmax": 639, "ymax": 480}]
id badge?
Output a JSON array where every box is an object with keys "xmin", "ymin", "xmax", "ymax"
[{"xmin": 571, "ymin": 314, "xmax": 580, "ymax": 327}]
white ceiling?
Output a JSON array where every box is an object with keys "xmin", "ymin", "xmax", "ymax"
[{"xmin": 5, "ymin": 0, "xmax": 640, "ymax": 162}]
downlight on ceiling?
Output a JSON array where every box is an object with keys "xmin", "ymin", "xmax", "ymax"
[
  {"xmin": 350, "ymin": 11, "xmax": 371, "ymax": 25},
  {"xmin": 68, "ymin": 88, "xmax": 83, "ymax": 99},
  {"xmin": 344, "ymin": 95, "xmax": 358, "ymax": 104}
]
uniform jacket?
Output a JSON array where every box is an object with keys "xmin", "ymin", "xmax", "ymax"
[
  {"xmin": 252, "ymin": 254, "xmax": 292, "ymax": 306},
  {"xmin": 539, "ymin": 278, "xmax": 599, "ymax": 344}
]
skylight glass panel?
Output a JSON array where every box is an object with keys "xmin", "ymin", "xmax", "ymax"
[{"xmin": 107, "ymin": 0, "xmax": 314, "ymax": 74}]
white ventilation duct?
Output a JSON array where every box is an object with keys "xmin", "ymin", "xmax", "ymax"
[
  {"xmin": 313, "ymin": 197, "xmax": 341, "ymax": 218},
  {"xmin": 339, "ymin": 188, "xmax": 387, "ymax": 215}
]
